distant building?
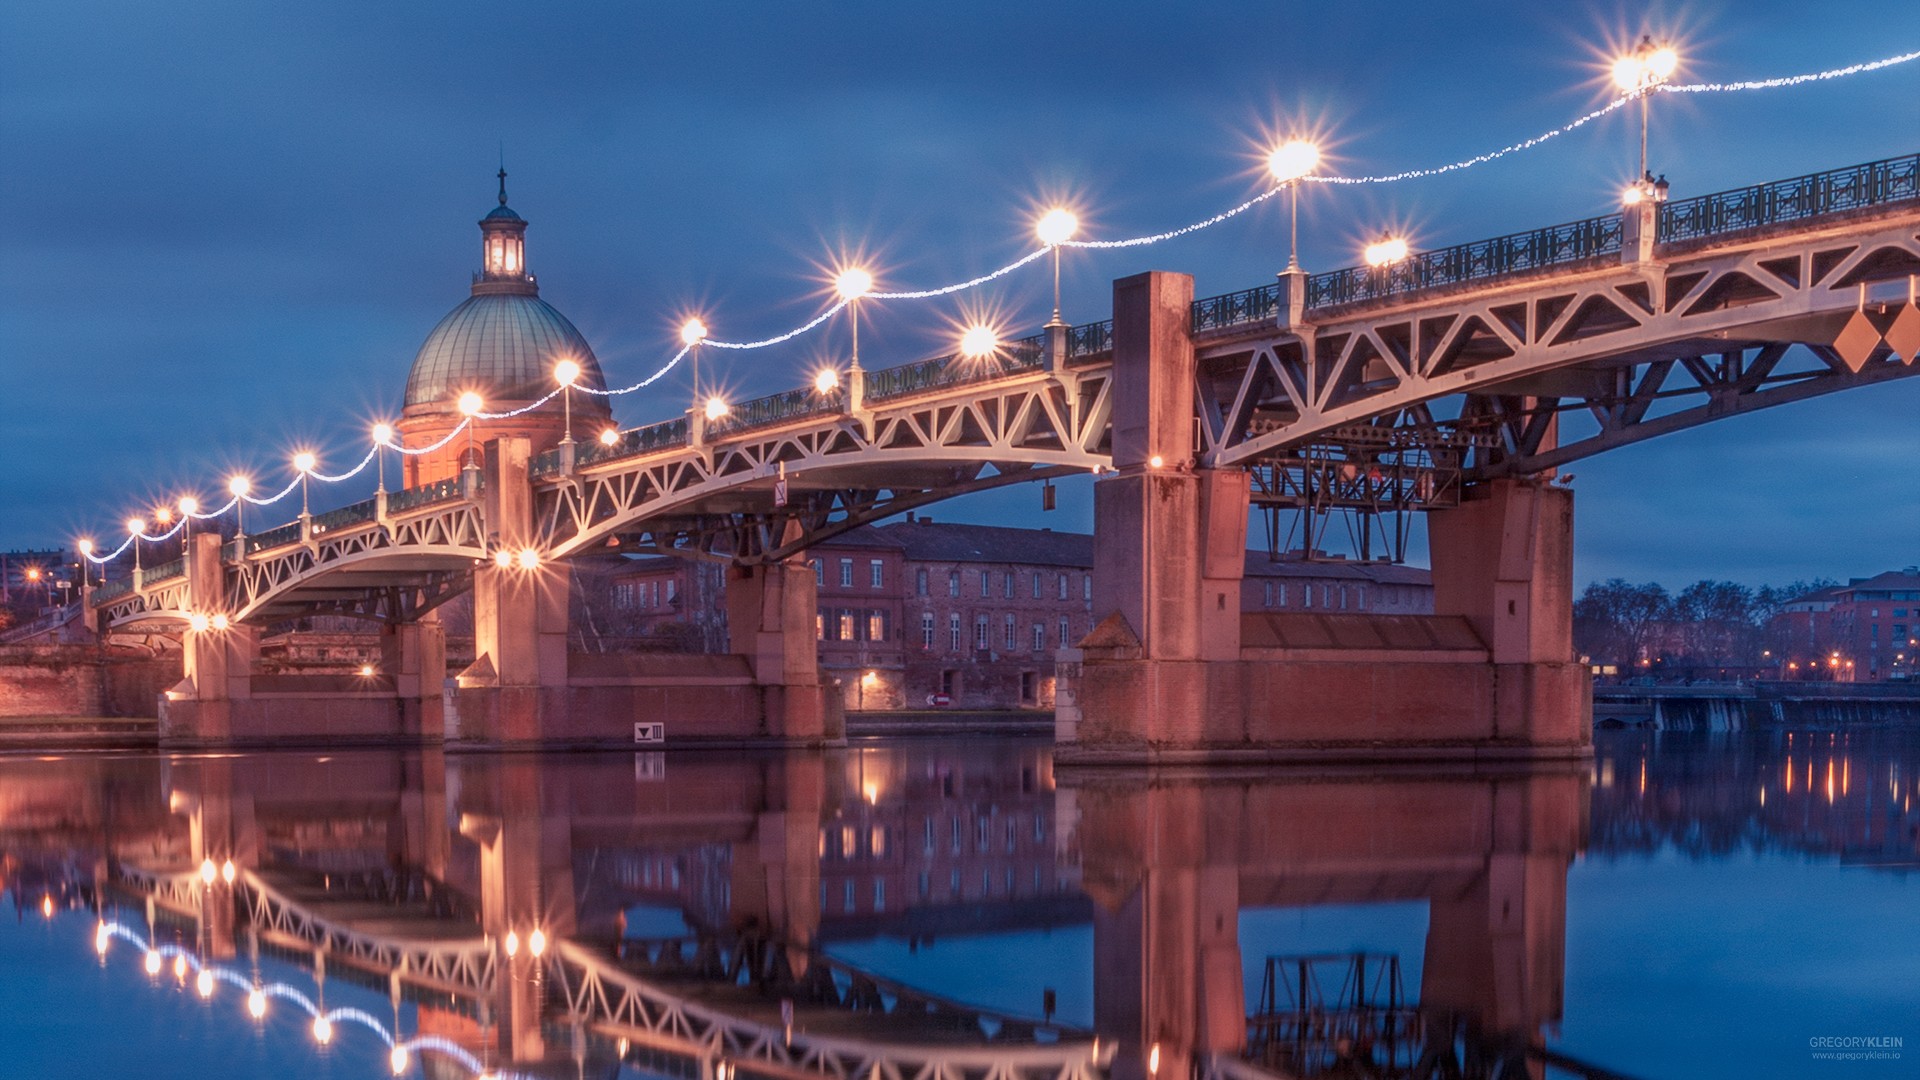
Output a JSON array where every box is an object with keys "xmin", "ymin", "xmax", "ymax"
[
  {"xmin": 599, "ymin": 517, "xmax": 1434, "ymax": 710},
  {"xmin": 1780, "ymin": 569, "xmax": 1920, "ymax": 681},
  {"xmin": 0, "ymin": 550, "xmax": 72, "ymax": 605}
]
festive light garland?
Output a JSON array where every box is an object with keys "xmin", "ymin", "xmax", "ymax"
[
  {"xmin": 96, "ymin": 918, "xmax": 527, "ymax": 1080},
  {"xmin": 68, "ymin": 41, "xmax": 1920, "ymax": 556}
]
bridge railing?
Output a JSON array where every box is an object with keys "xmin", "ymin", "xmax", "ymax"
[
  {"xmin": 867, "ymin": 333, "xmax": 1047, "ymax": 402},
  {"xmin": 94, "ymin": 577, "xmax": 134, "ymax": 604},
  {"xmin": 1068, "ymin": 319, "xmax": 1112, "ymax": 357},
  {"xmin": 1660, "ymin": 151, "xmax": 1920, "ymax": 243},
  {"xmin": 1193, "ymin": 283, "xmax": 1281, "ymax": 335},
  {"xmin": 310, "ymin": 496, "xmax": 377, "ymax": 535},
  {"xmin": 707, "ymin": 383, "xmax": 843, "ymax": 437},
  {"xmin": 1304, "ymin": 213, "xmax": 1623, "ymax": 311},
  {"xmin": 143, "ymin": 557, "xmax": 186, "ymax": 584},
  {"xmin": 244, "ymin": 521, "xmax": 303, "ymax": 555},
  {"xmin": 569, "ymin": 415, "xmax": 691, "ymax": 472},
  {"xmin": 385, "ymin": 476, "xmax": 468, "ymax": 513}
]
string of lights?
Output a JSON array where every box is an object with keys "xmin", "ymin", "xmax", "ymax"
[
  {"xmin": 66, "ymin": 40, "xmax": 1920, "ymax": 554},
  {"xmin": 95, "ymin": 918, "xmax": 527, "ymax": 1080}
]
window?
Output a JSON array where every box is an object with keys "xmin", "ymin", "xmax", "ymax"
[
  {"xmin": 816, "ymin": 613, "xmax": 825, "ymax": 640},
  {"xmin": 868, "ymin": 611, "xmax": 886, "ymax": 642},
  {"xmin": 1083, "ymin": 575, "xmax": 1092, "ymax": 602},
  {"xmin": 1323, "ymin": 585, "xmax": 1333, "ymax": 608},
  {"xmin": 949, "ymin": 613, "xmax": 962, "ymax": 650},
  {"xmin": 948, "ymin": 571, "xmax": 960, "ymax": 597},
  {"xmin": 1263, "ymin": 581, "xmax": 1273, "ymax": 607},
  {"xmin": 951, "ymin": 818, "xmax": 962, "ymax": 853},
  {"xmin": 1003, "ymin": 571, "xmax": 1015, "ymax": 598},
  {"xmin": 1278, "ymin": 583, "xmax": 1289, "ymax": 607},
  {"xmin": 917, "ymin": 569, "xmax": 928, "ymax": 596},
  {"xmin": 941, "ymin": 669, "xmax": 957, "ymax": 695},
  {"xmin": 980, "ymin": 571, "xmax": 991, "ymax": 597},
  {"xmin": 870, "ymin": 560, "xmax": 884, "ymax": 588},
  {"xmin": 844, "ymin": 880, "xmax": 855, "ymax": 913},
  {"xmin": 666, "ymin": 579, "xmax": 676, "ymax": 602},
  {"xmin": 837, "ymin": 611, "xmax": 853, "ymax": 641},
  {"xmin": 974, "ymin": 616, "xmax": 989, "ymax": 649},
  {"xmin": 1020, "ymin": 670, "xmax": 1037, "ymax": 703},
  {"xmin": 873, "ymin": 879, "xmax": 885, "ymax": 912},
  {"xmin": 1339, "ymin": 586, "xmax": 1349, "ymax": 611},
  {"xmin": 839, "ymin": 559, "xmax": 853, "ymax": 587},
  {"xmin": 1058, "ymin": 573, "xmax": 1069, "ymax": 600},
  {"xmin": 1006, "ymin": 819, "xmax": 1018, "ymax": 851},
  {"xmin": 1033, "ymin": 623, "xmax": 1046, "ymax": 651},
  {"xmin": 1303, "ymin": 584, "xmax": 1313, "ymax": 609},
  {"xmin": 922, "ymin": 613, "xmax": 935, "ymax": 648},
  {"xmin": 923, "ymin": 817, "xmax": 935, "ymax": 852},
  {"xmin": 1059, "ymin": 616, "xmax": 1071, "ymax": 647},
  {"xmin": 1356, "ymin": 585, "xmax": 1366, "ymax": 609},
  {"xmin": 1032, "ymin": 573, "xmax": 1043, "ymax": 599},
  {"xmin": 976, "ymin": 816, "xmax": 990, "ymax": 851},
  {"xmin": 1004, "ymin": 614, "xmax": 1017, "ymax": 649},
  {"xmin": 651, "ymin": 581, "xmax": 660, "ymax": 607},
  {"xmin": 1033, "ymin": 814, "xmax": 1045, "ymax": 842},
  {"xmin": 812, "ymin": 559, "xmax": 823, "ymax": 585}
]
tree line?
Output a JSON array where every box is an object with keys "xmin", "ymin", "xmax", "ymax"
[{"xmin": 1574, "ymin": 577, "xmax": 1837, "ymax": 674}]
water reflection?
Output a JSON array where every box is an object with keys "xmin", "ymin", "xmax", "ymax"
[{"xmin": 5, "ymin": 733, "xmax": 1906, "ymax": 1079}]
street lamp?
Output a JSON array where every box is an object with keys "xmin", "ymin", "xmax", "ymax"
[
  {"xmin": 681, "ymin": 319, "xmax": 707, "ymax": 421},
  {"xmin": 458, "ymin": 392, "xmax": 484, "ymax": 472},
  {"xmin": 960, "ymin": 324, "xmax": 999, "ymax": 364},
  {"xmin": 1612, "ymin": 35, "xmax": 1679, "ymax": 184},
  {"xmin": 554, "ymin": 358, "xmax": 580, "ymax": 445},
  {"xmin": 1267, "ymin": 139, "xmax": 1320, "ymax": 272},
  {"xmin": 1364, "ymin": 234, "xmax": 1409, "ymax": 268},
  {"xmin": 178, "ymin": 495, "xmax": 198, "ymax": 562},
  {"xmin": 371, "ymin": 423, "xmax": 394, "ymax": 493},
  {"xmin": 126, "ymin": 517, "xmax": 146, "ymax": 575},
  {"xmin": 1035, "ymin": 209, "xmax": 1077, "ymax": 326},
  {"xmin": 293, "ymin": 452, "xmax": 317, "ymax": 516},
  {"xmin": 835, "ymin": 268, "xmax": 873, "ymax": 376},
  {"xmin": 228, "ymin": 476, "xmax": 251, "ymax": 546}
]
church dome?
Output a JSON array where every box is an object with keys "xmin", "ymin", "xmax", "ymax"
[
  {"xmin": 403, "ymin": 293, "xmax": 609, "ymax": 409},
  {"xmin": 401, "ymin": 169, "xmax": 612, "ymax": 412}
]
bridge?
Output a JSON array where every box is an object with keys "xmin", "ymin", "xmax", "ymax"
[{"xmin": 87, "ymin": 150, "xmax": 1920, "ymax": 757}]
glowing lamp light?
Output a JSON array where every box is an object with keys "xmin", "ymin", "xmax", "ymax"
[
  {"xmin": 41, "ymin": 894, "xmax": 54, "ymax": 918},
  {"xmin": 178, "ymin": 496, "xmax": 199, "ymax": 516},
  {"xmin": 154, "ymin": 506, "xmax": 173, "ymax": 525},
  {"xmin": 959, "ymin": 325, "xmax": 999, "ymax": 359},
  {"xmin": 813, "ymin": 367, "xmax": 840, "ymax": 394},
  {"xmin": 145, "ymin": 950, "xmax": 163, "ymax": 976},
  {"xmin": 1613, "ymin": 39, "xmax": 1680, "ymax": 91},
  {"xmin": 228, "ymin": 476, "xmax": 251, "ymax": 497},
  {"xmin": 212, "ymin": 613, "xmax": 230, "ymax": 631},
  {"xmin": 127, "ymin": 517, "xmax": 146, "ymax": 536},
  {"xmin": 173, "ymin": 954, "xmax": 188, "ymax": 980},
  {"xmin": 1148, "ymin": 455, "xmax": 1165, "ymax": 469},
  {"xmin": 504, "ymin": 930, "xmax": 520, "ymax": 958},
  {"xmin": 95, "ymin": 922, "xmax": 112, "ymax": 956},
  {"xmin": 492, "ymin": 550, "xmax": 513, "ymax": 569},
  {"xmin": 199, "ymin": 858, "xmax": 217, "ymax": 884},
  {"xmin": 372, "ymin": 423, "xmax": 394, "ymax": 445},
  {"xmin": 680, "ymin": 318, "xmax": 708, "ymax": 346},
  {"xmin": 1267, "ymin": 139, "xmax": 1321, "ymax": 183},
  {"xmin": 197, "ymin": 968, "xmax": 215, "ymax": 998},
  {"xmin": 390, "ymin": 1046, "xmax": 410, "ymax": 1075},
  {"xmin": 293, "ymin": 452, "xmax": 317, "ymax": 474},
  {"xmin": 1364, "ymin": 236, "xmax": 1410, "ymax": 267},
  {"xmin": 599, "ymin": 427, "xmax": 620, "ymax": 446},
  {"xmin": 863, "ymin": 781, "xmax": 879, "ymax": 804},
  {"xmin": 458, "ymin": 391, "xmax": 484, "ymax": 417},
  {"xmin": 528, "ymin": 927, "xmax": 548, "ymax": 958},
  {"xmin": 1149, "ymin": 1043, "xmax": 1161, "ymax": 1076},
  {"xmin": 78, "ymin": 538, "xmax": 94, "ymax": 557},
  {"xmin": 1036, "ymin": 208, "xmax": 1078, "ymax": 247},
  {"xmin": 704, "ymin": 396, "xmax": 730, "ymax": 421},
  {"xmin": 190, "ymin": 613, "xmax": 211, "ymax": 633},
  {"xmin": 1622, "ymin": 184, "xmax": 1645, "ymax": 206},
  {"xmin": 313, "ymin": 1015, "xmax": 333, "ymax": 1044},
  {"xmin": 515, "ymin": 548, "xmax": 540, "ymax": 571},
  {"xmin": 554, "ymin": 358, "xmax": 581, "ymax": 385},
  {"xmin": 221, "ymin": 859, "xmax": 236, "ymax": 884},
  {"xmin": 358, "ymin": 664, "xmax": 376, "ymax": 677},
  {"xmin": 834, "ymin": 268, "xmax": 874, "ymax": 301},
  {"xmin": 247, "ymin": 988, "xmax": 268, "ymax": 1019}
]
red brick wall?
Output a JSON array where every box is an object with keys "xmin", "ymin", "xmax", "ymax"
[{"xmin": 0, "ymin": 646, "xmax": 178, "ymax": 718}]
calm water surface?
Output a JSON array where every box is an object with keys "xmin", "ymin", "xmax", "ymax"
[{"xmin": 0, "ymin": 728, "xmax": 1914, "ymax": 1079}]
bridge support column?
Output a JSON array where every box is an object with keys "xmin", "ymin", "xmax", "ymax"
[
  {"xmin": 1428, "ymin": 480, "xmax": 1589, "ymax": 749},
  {"xmin": 381, "ymin": 616, "xmax": 446, "ymax": 740},
  {"xmin": 159, "ymin": 532, "xmax": 260, "ymax": 745},
  {"xmin": 727, "ymin": 561, "xmax": 843, "ymax": 743},
  {"xmin": 1063, "ymin": 271, "xmax": 1246, "ymax": 751},
  {"xmin": 450, "ymin": 435, "xmax": 572, "ymax": 743}
]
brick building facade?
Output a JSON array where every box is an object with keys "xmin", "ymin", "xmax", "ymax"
[
  {"xmin": 605, "ymin": 517, "xmax": 1434, "ymax": 710},
  {"xmin": 1773, "ymin": 569, "xmax": 1920, "ymax": 681}
]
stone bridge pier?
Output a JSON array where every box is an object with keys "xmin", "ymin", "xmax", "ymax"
[
  {"xmin": 447, "ymin": 436, "xmax": 842, "ymax": 746},
  {"xmin": 1059, "ymin": 271, "xmax": 1587, "ymax": 763}
]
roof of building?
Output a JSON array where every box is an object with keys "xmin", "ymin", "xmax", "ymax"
[
  {"xmin": 405, "ymin": 292, "xmax": 610, "ymax": 409},
  {"xmin": 1838, "ymin": 570, "xmax": 1920, "ymax": 596}
]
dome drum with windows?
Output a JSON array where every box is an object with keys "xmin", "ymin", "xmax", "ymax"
[{"xmin": 397, "ymin": 170, "xmax": 611, "ymax": 485}]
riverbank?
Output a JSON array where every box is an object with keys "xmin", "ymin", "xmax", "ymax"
[{"xmin": 0, "ymin": 715, "xmax": 158, "ymax": 750}]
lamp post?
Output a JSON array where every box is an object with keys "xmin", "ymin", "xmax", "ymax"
[
  {"xmin": 1035, "ymin": 209, "xmax": 1077, "ymax": 326},
  {"xmin": 126, "ymin": 518, "xmax": 146, "ymax": 576},
  {"xmin": 553, "ymin": 360, "xmax": 580, "ymax": 445},
  {"xmin": 1613, "ymin": 35, "xmax": 1679, "ymax": 184},
  {"xmin": 228, "ymin": 476, "xmax": 251, "ymax": 551},
  {"xmin": 1267, "ymin": 140, "xmax": 1321, "ymax": 272},
  {"xmin": 293, "ymin": 453, "xmax": 317, "ymax": 517},
  {"xmin": 371, "ymin": 424, "xmax": 393, "ymax": 494},
  {"xmin": 680, "ymin": 319, "xmax": 707, "ymax": 426},
  {"xmin": 835, "ymin": 268, "xmax": 873, "ymax": 373},
  {"xmin": 458, "ymin": 392, "xmax": 484, "ymax": 475}
]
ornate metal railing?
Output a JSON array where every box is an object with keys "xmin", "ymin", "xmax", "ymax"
[
  {"xmin": 866, "ymin": 334, "xmax": 1046, "ymax": 402},
  {"xmin": 245, "ymin": 522, "xmax": 303, "ymax": 555},
  {"xmin": 143, "ymin": 557, "xmax": 186, "ymax": 584},
  {"xmin": 576, "ymin": 415, "xmax": 690, "ymax": 469},
  {"xmin": 1660, "ymin": 151, "xmax": 1920, "ymax": 243},
  {"xmin": 707, "ymin": 384, "xmax": 843, "ymax": 435},
  {"xmin": 1192, "ymin": 282, "xmax": 1281, "ymax": 335},
  {"xmin": 310, "ymin": 497, "xmax": 377, "ymax": 534},
  {"xmin": 1067, "ymin": 319, "xmax": 1112, "ymax": 357},
  {"xmin": 94, "ymin": 577, "xmax": 134, "ymax": 603},
  {"xmin": 385, "ymin": 477, "xmax": 465, "ymax": 515},
  {"xmin": 1306, "ymin": 213, "xmax": 1622, "ymax": 309}
]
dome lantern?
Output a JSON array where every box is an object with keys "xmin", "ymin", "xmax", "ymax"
[{"xmin": 476, "ymin": 167, "xmax": 534, "ymax": 295}]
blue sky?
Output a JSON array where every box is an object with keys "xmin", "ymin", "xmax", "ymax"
[{"xmin": 2, "ymin": 0, "xmax": 1917, "ymax": 586}]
